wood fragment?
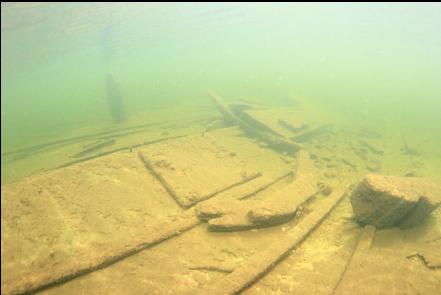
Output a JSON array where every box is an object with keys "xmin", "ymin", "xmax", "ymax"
[
  {"xmin": 105, "ymin": 73, "xmax": 126, "ymax": 123},
  {"xmin": 358, "ymin": 140, "xmax": 384, "ymax": 156},
  {"xmin": 238, "ymin": 171, "xmax": 294, "ymax": 200},
  {"xmin": 2, "ymin": 212, "xmax": 201, "ymax": 295},
  {"xmin": 207, "ymin": 90, "xmax": 303, "ymax": 155},
  {"xmin": 197, "ymin": 186, "xmax": 348, "ymax": 295},
  {"xmin": 291, "ymin": 124, "xmax": 333, "ymax": 143},
  {"xmin": 332, "ymin": 225, "xmax": 376, "ymax": 295},
  {"xmin": 72, "ymin": 139, "xmax": 116, "ymax": 158},
  {"xmin": 406, "ymin": 253, "xmax": 441, "ymax": 270},
  {"xmin": 51, "ymin": 135, "xmax": 187, "ymax": 171},
  {"xmin": 340, "ymin": 158, "xmax": 357, "ymax": 170},
  {"xmin": 1, "ymin": 116, "xmax": 212, "ymax": 158},
  {"xmin": 278, "ymin": 119, "xmax": 308, "ymax": 133},
  {"xmin": 188, "ymin": 265, "xmax": 235, "ymax": 273},
  {"xmin": 199, "ymin": 150, "xmax": 317, "ymax": 232},
  {"xmin": 138, "ymin": 151, "xmax": 181, "ymax": 207},
  {"xmin": 194, "ymin": 172, "xmax": 262, "ymax": 206},
  {"xmin": 1, "ymin": 122, "xmax": 160, "ymax": 157},
  {"xmin": 138, "ymin": 151, "xmax": 262, "ymax": 209}
]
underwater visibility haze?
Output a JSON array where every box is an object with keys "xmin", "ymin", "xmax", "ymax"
[{"xmin": 1, "ymin": 3, "xmax": 441, "ymax": 295}]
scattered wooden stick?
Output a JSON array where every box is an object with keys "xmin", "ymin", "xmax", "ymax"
[
  {"xmin": 2, "ymin": 116, "xmax": 213, "ymax": 159},
  {"xmin": 51, "ymin": 135, "xmax": 187, "ymax": 171},
  {"xmin": 207, "ymin": 90, "xmax": 303, "ymax": 155},
  {"xmin": 238, "ymin": 171, "xmax": 293, "ymax": 200},
  {"xmin": 197, "ymin": 186, "xmax": 348, "ymax": 295},
  {"xmin": 291, "ymin": 124, "xmax": 333, "ymax": 143},
  {"xmin": 138, "ymin": 151, "xmax": 262, "ymax": 209},
  {"xmin": 138, "ymin": 151, "xmax": 182, "ymax": 207},
  {"xmin": 72, "ymin": 139, "xmax": 116, "ymax": 158},
  {"xmin": 332, "ymin": 225, "xmax": 376, "ymax": 295},
  {"xmin": 1, "ymin": 121, "xmax": 162, "ymax": 157},
  {"xmin": 188, "ymin": 265, "xmax": 235, "ymax": 273}
]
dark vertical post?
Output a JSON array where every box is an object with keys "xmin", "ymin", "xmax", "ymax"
[{"xmin": 101, "ymin": 24, "xmax": 126, "ymax": 123}]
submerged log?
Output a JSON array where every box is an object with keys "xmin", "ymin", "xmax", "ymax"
[{"xmin": 207, "ymin": 90, "xmax": 303, "ymax": 155}]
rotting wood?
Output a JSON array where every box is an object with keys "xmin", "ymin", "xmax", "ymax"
[
  {"xmin": 196, "ymin": 171, "xmax": 293, "ymax": 221},
  {"xmin": 278, "ymin": 119, "xmax": 308, "ymax": 133},
  {"xmin": 72, "ymin": 139, "xmax": 116, "ymax": 158},
  {"xmin": 238, "ymin": 171, "xmax": 294, "ymax": 200},
  {"xmin": 1, "ymin": 121, "xmax": 161, "ymax": 157},
  {"xmin": 138, "ymin": 151, "xmax": 262, "ymax": 209},
  {"xmin": 50, "ymin": 135, "xmax": 187, "ymax": 171},
  {"xmin": 188, "ymin": 265, "xmax": 235, "ymax": 273},
  {"xmin": 228, "ymin": 102, "xmax": 264, "ymax": 113},
  {"xmin": 332, "ymin": 225, "xmax": 376, "ymax": 295},
  {"xmin": 340, "ymin": 158, "xmax": 357, "ymax": 170},
  {"xmin": 207, "ymin": 90, "xmax": 303, "ymax": 155},
  {"xmin": 138, "ymin": 151, "xmax": 182, "ymax": 207},
  {"xmin": 234, "ymin": 110, "xmax": 284, "ymax": 137},
  {"xmin": 1, "ymin": 211, "xmax": 202, "ymax": 295},
  {"xmin": 291, "ymin": 124, "xmax": 333, "ymax": 143},
  {"xmin": 406, "ymin": 253, "xmax": 441, "ymax": 270},
  {"xmin": 199, "ymin": 150, "xmax": 318, "ymax": 232},
  {"xmin": 193, "ymin": 172, "xmax": 262, "ymax": 206},
  {"xmin": 1, "ymin": 116, "xmax": 213, "ymax": 158},
  {"xmin": 206, "ymin": 183, "xmax": 319, "ymax": 232},
  {"xmin": 105, "ymin": 73, "xmax": 127, "ymax": 123},
  {"xmin": 82, "ymin": 138, "xmax": 104, "ymax": 149},
  {"xmin": 358, "ymin": 140, "xmax": 384, "ymax": 156},
  {"xmin": 399, "ymin": 125, "xmax": 420, "ymax": 156},
  {"xmin": 2, "ymin": 155, "xmax": 268, "ymax": 295},
  {"xmin": 196, "ymin": 186, "xmax": 348, "ymax": 295}
]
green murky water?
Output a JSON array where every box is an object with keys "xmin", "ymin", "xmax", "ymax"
[{"xmin": 1, "ymin": 4, "xmax": 441, "ymax": 295}]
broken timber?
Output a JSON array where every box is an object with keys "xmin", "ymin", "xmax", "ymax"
[
  {"xmin": 332, "ymin": 225, "xmax": 376, "ymax": 295},
  {"xmin": 1, "ymin": 211, "xmax": 201, "ymax": 295},
  {"xmin": 51, "ymin": 135, "xmax": 187, "ymax": 171},
  {"xmin": 138, "ymin": 151, "xmax": 262, "ymax": 209},
  {"xmin": 291, "ymin": 124, "xmax": 333, "ymax": 143},
  {"xmin": 197, "ymin": 150, "xmax": 319, "ymax": 231},
  {"xmin": 207, "ymin": 90, "xmax": 303, "ymax": 155},
  {"xmin": 2, "ymin": 160, "xmax": 281, "ymax": 295},
  {"xmin": 196, "ymin": 186, "xmax": 348, "ymax": 295},
  {"xmin": 71, "ymin": 139, "xmax": 116, "ymax": 158}
]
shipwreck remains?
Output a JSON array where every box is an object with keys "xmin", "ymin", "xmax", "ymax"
[{"xmin": 207, "ymin": 90, "xmax": 303, "ymax": 155}]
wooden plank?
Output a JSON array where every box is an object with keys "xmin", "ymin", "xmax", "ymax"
[
  {"xmin": 197, "ymin": 186, "xmax": 348, "ymax": 295},
  {"xmin": 138, "ymin": 151, "xmax": 262, "ymax": 209},
  {"xmin": 2, "ymin": 211, "xmax": 201, "ymax": 295},
  {"xmin": 207, "ymin": 90, "xmax": 303, "ymax": 155},
  {"xmin": 332, "ymin": 225, "xmax": 376, "ymax": 295}
]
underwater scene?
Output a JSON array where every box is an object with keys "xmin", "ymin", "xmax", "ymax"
[{"xmin": 1, "ymin": 3, "xmax": 440, "ymax": 295}]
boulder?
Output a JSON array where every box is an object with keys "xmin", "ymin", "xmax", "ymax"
[{"xmin": 350, "ymin": 174, "xmax": 441, "ymax": 229}]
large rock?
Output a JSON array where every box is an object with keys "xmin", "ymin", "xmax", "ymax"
[{"xmin": 350, "ymin": 174, "xmax": 441, "ymax": 229}]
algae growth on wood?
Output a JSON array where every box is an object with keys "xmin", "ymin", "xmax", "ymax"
[{"xmin": 2, "ymin": 3, "xmax": 441, "ymax": 295}]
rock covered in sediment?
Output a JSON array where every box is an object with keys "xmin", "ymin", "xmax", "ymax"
[{"xmin": 350, "ymin": 174, "xmax": 441, "ymax": 229}]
